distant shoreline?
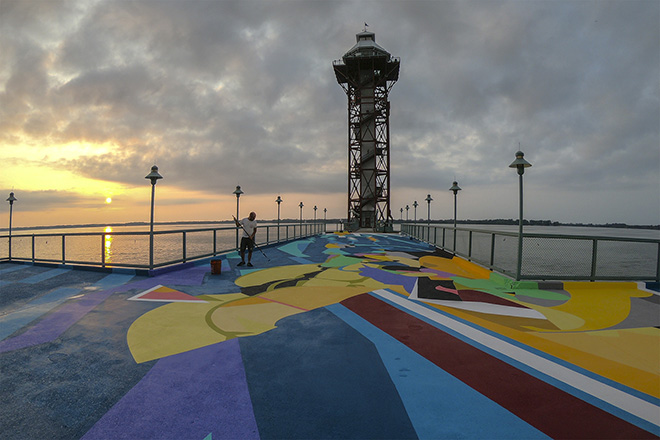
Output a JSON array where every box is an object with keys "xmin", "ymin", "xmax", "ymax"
[{"xmin": 1, "ymin": 219, "xmax": 658, "ymax": 232}]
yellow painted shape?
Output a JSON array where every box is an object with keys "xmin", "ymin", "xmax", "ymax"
[
  {"xmin": 316, "ymin": 268, "xmax": 368, "ymax": 282},
  {"xmin": 521, "ymin": 304, "xmax": 586, "ymax": 331},
  {"xmin": 326, "ymin": 243, "xmax": 341, "ymax": 248},
  {"xmin": 222, "ymin": 296, "xmax": 271, "ymax": 307},
  {"xmin": 127, "ymin": 301, "xmax": 226, "ymax": 364},
  {"xmin": 426, "ymin": 303, "xmax": 660, "ymax": 398},
  {"xmin": 211, "ymin": 302, "xmax": 300, "ymax": 335},
  {"xmin": 551, "ymin": 282, "xmax": 649, "ymax": 332},
  {"xmin": 535, "ymin": 328, "xmax": 660, "ymax": 377},
  {"xmin": 235, "ymin": 264, "xmax": 320, "ymax": 287},
  {"xmin": 419, "ymin": 255, "xmax": 489, "ymax": 279},
  {"xmin": 341, "ymin": 262, "xmax": 366, "ymax": 272},
  {"xmin": 261, "ymin": 286, "xmax": 372, "ymax": 311}
]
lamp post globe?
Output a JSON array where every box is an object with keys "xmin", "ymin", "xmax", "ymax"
[
  {"xmin": 509, "ymin": 150, "xmax": 532, "ymax": 280},
  {"xmin": 145, "ymin": 166, "xmax": 163, "ymax": 270}
]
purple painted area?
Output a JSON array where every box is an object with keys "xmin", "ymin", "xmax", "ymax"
[
  {"xmin": 0, "ymin": 266, "xmax": 209, "ymax": 354},
  {"xmin": 82, "ymin": 339, "xmax": 259, "ymax": 440},
  {"xmin": 359, "ymin": 266, "xmax": 417, "ymax": 294},
  {"xmin": 420, "ymin": 268, "xmax": 457, "ymax": 278}
]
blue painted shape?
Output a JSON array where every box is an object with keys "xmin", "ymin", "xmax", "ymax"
[
  {"xmin": 22, "ymin": 268, "xmax": 70, "ymax": 284},
  {"xmin": 0, "ymin": 280, "xmax": 9, "ymax": 288},
  {"xmin": 0, "ymin": 287, "xmax": 80, "ymax": 341},
  {"xmin": 327, "ymin": 303, "xmax": 551, "ymax": 440},
  {"xmin": 359, "ymin": 266, "xmax": 417, "ymax": 294},
  {"xmin": 92, "ymin": 273, "xmax": 134, "ymax": 289},
  {"xmin": 239, "ymin": 308, "xmax": 417, "ymax": 439},
  {"xmin": 291, "ymin": 257, "xmax": 315, "ymax": 265},
  {"xmin": 82, "ymin": 339, "xmax": 259, "ymax": 440},
  {"xmin": 0, "ymin": 264, "xmax": 27, "ymax": 275}
]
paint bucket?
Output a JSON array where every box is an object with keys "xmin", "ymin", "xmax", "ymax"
[{"xmin": 210, "ymin": 259, "xmax": 222, "ymax": 275}]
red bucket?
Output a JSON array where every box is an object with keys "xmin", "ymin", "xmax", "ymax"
[{"xmin": 210, "ymin": 259, "xmax": 222, "ymax": 275}]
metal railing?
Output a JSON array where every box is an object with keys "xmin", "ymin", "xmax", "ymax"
[
  {"xmin": 402, "ymin": 223, "xmax": 660, "ymax": 282},
  {"xmin": 0, "ymin": 222, "xmax": 341, "ymax": 272}
]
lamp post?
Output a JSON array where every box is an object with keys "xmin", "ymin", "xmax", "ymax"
[
  {"xmin": 509, "ymin": 150, "xmax": 532, "ymax": 281},
  {"xmin": 145, "ymin": 166, "xmax": 163, "ymax": 270},
  {"xmin": 425, "ymin": 194, "xmax": 433, "ymax": 226},
  {"xmin": 233, "ymin": 185, "xmax": 244, "ymax": 249},
  {"xmin": 323, "ymin": 208, "xmax": 327, "ymax": 232},
  {"xmin": 405, "ymin": 204, "xmax": 409, "ymax": 221},
  {"xmin": 276, "ymin": 196, "xmax": 282, "ymax": 242},
  {"xmin": 299, "ymin": 202, "xmax": 304, "ymax": 227},
  {"xmin": 313, "ymin": 205, "xmax": 317, "ymax": 223},
  {"xmin": 413, "ymin": 201, "xmax": 418, "ymax": 223},
  {"xmin": 400, "ymin": 207, "xmax": 403, "ymax": 221},
  {"xmin": 6, "ymin": 192, "xmax": 17, "ymax": 261},
  {"xmin": 449, "ymin": 181, "xmax": 461, "ymax": 251}
]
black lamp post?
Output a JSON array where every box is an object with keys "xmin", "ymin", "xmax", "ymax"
[
  {"xmin": 425, "ymin": 194, "xmax": 433, "ymax": 226},
  {"xmin": 145, "ymin": 166, "xmax": 163, "ymax": 270},
  {"xmin": 405, "ymin": 204, "xmax": 409, "ymax": 221},
  {"xmin": 509, "ymin": 151, "xmax": 532, "ymax": 280},
  {"xmin": 6, "ymin": 192, "xmax": 17, "ymax": 261},
  {"xmin": 449, "ymin": 181, "xmax": 461, "ymax": 251},
  {"xmin": 233, "ymin": 185, "xmax": 244, "ymax": 249},
  {"xmin": 276, "ymin": 195, "xmax": 282, "ymax": 242},
  {"xmin": 299, "ymin": 202, "xmax": 304, "ymax": 227},
  {"xmin": 413, "ymin": 201, "xmax": 418, "ymax": 223}
]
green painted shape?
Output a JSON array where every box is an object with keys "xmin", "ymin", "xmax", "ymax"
[
  {"xmin": 321, "ymin": 255, "xmax": 364, "ymax": 268},
  {"xmin": 451, "ymin": 276, "xmax": 568, "ymax": 302},
  {"xmin": 204, "ymin": 433, "xmax": 212, "ymax": 440},
  {"xmin": 323, "ymin": 248, "xmax": 348, "ymax": 256}
]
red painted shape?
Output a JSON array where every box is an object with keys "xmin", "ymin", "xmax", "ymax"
[
  {"xmin": 457, "ymin": 289, "xmax": 529, "ymax": 309},
  {"xmin": 140, "ymin": 289, "xmax": 205, "ymax": 302},
  {"xmin": 341, "ymin": 293, "xmax": 657, "ymax": 440}
]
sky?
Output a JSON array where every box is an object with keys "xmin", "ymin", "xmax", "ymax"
[{"xmin": 1, "ymin": 0, "xmax": 658, "ymax": 228}]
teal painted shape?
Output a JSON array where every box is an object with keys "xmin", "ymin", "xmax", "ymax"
[
  {"xmin": 278, "ymin": 239, "xmax": 312, "ymax": 258},
  {"xmin": 327, "ymin": 303, "xmax": 551, "ymax": 439},
  {"xmin": 0, "ymin": 264, "xmax": 27, "ymax": 275},
  {"xmin": 203, "ymin": 433, "xmax": 212, "ymax": 440}
]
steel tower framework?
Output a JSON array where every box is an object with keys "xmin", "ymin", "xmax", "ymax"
[{"xmin": 333, "ymin": 31, "xmax": 399, "ymax": 231}]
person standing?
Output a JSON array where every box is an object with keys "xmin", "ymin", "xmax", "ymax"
[{"xmin": 235, "ymin": 211, "xmax": 257, "ymax": 267}]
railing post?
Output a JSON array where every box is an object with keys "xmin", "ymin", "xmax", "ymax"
[
  {"xmin": 213, "ymin": 230, "xmax": 217, "ymax": 255},
  {"xmin": 62, "ymin": 235, "xmax": 66, "ymax": 265},
  {"xmin": 266, "ymin": 226, "xmax": 269, "ymax": 245},
  {"xmin": 433, "ymin": 227, "xmax": 437, "ymax": 246},
  {"xmin": 442, "ymin": 227, "xmax": 446, "ymax": 248},
  {"xmin": 468, "ymin": 231, "xmax": 473, "ymax": 260},
  {"xmin": 656, "ymin": 242, "xmax": 660, "ymax": 283},
  {"xmin": 182, "ymin": 231, "xmax": 187, "ymax": 263},
  {"xmin": 32, "ymin": 234, "xmax": 35, "ymax": 263},
  {"xmin": 101, "ymin": 235, "xmax": 106, "ymax": 267},
  {"xmin": 490, "ymin": 233, "xmax": 496, "ymax": 268},
  {"xmin": 590, "ymin": 239, "xmax": 598, "ymax": 281}
]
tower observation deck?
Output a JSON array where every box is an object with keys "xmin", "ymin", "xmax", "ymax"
[{"xmin": 333, "ymin": 30, "xmax": 400, "ymax": 231}]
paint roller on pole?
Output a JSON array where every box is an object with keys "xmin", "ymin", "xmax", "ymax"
[{"xmin": 232, "ymin": 215, "xmax": 270, "ymax": 261}]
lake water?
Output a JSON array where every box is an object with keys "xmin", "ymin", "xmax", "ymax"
[{"xmin": 1, "ymin": 222, "xmax": 657, "ymax": 279}]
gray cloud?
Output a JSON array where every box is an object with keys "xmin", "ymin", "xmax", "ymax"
[{"xmin": 1, "ymin": 0, "xmax": 658, "ymax": 224}]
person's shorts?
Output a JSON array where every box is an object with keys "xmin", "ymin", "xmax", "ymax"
[{"xmin": 240, "ymin": 237, "xmax": 254, "ymax": 252}]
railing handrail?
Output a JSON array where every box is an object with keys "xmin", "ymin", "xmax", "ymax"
[
  {"xmin": 401, "ymin": 223, "xmax": 660, "ymax": 282},
  {"xmin": 0, "ymin": 221, "xmax": 343, "ymax": 273}
]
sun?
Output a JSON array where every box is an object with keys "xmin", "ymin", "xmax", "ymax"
[{"xmin": 105, "ymin": 197, "xmax": 112, "ymax": 204}]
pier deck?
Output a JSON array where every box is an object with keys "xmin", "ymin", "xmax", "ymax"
[{"xmin": 1, "ymin": 232, "xmax": 658, "ymax": 439}]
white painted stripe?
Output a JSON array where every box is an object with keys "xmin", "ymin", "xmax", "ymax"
[
  {"xmin": 372, "ymin": 288, "xmax": 660, "ymax": 428},
  {"xmin": 408, "ymin": 279, "xmax": 546, "ymax": 319},
  {"xmin": 127, "ymin": 285, "xmax": 163, "ymax": 301}
]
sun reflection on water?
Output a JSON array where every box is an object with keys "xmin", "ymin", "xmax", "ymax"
[{"xmin": 104, "ymin": 226, "xmax": 113, "ymax": 263}]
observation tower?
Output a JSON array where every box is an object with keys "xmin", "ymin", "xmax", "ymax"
[{"xmin": 333, "ymin": 30, "xmax": 400, "ymax": 231}]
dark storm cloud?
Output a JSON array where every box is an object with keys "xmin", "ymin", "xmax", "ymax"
[{"xmin": 1, "ymin": 0, "xmax": 658, "ymax": 222}]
